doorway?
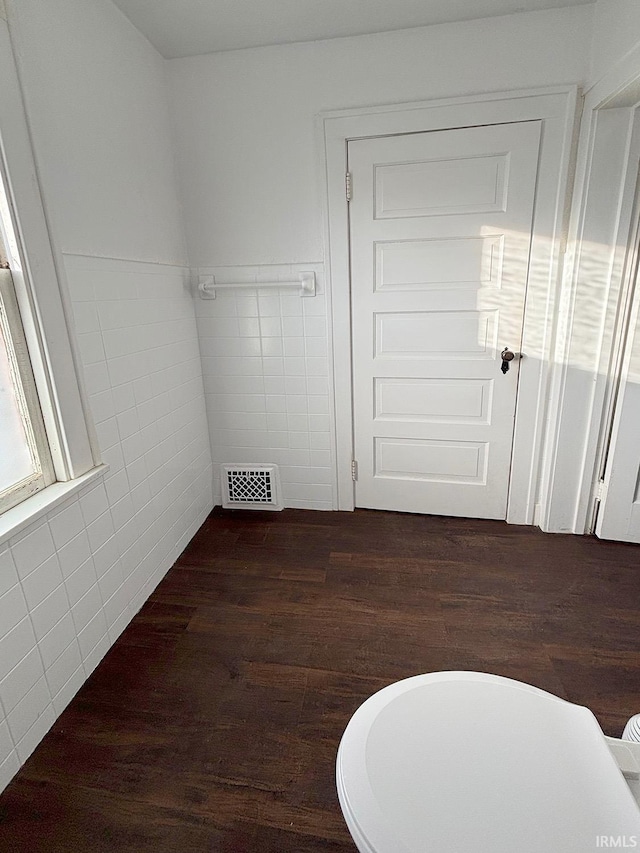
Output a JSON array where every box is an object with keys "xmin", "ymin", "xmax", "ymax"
[
  {"xmin": 321, "ymin": 88, "xmax": 579, "ymax": 522},
  {"xmin": 592, "ymin": 109, "xmax": 640, "ymax": 542}
]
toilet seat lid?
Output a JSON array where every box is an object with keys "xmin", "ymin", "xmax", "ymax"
[{"xmin": 337, "ymin": 671, "xmax": 640, "ymax": 853}]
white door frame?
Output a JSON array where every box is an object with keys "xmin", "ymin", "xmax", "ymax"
[
  {"xmin": 318, "ymin": 86, "xmax": 579, "ymax": 521},
  {"xmin": 540, "ymin": 49, "xmax": 640, "ymax": 535}
]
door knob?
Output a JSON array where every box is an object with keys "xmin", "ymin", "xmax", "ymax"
[{"xmin": 500, "ymin": 347, "xmax": 516, "ymax": 374}]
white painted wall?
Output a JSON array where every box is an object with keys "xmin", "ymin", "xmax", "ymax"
[
  {"xmin": 589, "ymin": 0, "xmax": 640, "ymax": 87},
  {"xmin": 167, "ymin": 7, "xmax": 592, "ymax": 509},
  {"xmin": 167, "ymin": 6, "xmax": 593, "ymax": 268},
  {"xmin": 0, "ymin": 0, "xmax": 212, "ymax": 790},
  {"xmin": 7, "ymin": 0, "xmax": 186, "ymax": 265}
]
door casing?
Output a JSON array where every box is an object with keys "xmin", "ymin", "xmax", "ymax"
[
  {"xmin": 318, "ymin": 87, "xmax": 579, "ymax": 522},
  {"xmin": 541, "ymin": 53, "xmax": 640, "ymax": 535}
]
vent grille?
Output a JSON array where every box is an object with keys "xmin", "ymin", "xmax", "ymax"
[
  {"xmin": 228, "ymin": 469, "xmax": 272, "ymax": 503},
  {"xmin": 221, "ymin": 465, "xmax": 282, "ymax": 511}
]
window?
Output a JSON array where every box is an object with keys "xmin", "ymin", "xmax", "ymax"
[
  {"xmin": 0, "ymin": 177, "xmax": 54, "ymax": 512},
  {"xmin": 0, "ymin": 17, "xmax": 98, "ymax": 534}
]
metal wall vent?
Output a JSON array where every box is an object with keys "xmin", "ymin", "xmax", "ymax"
[{"xmin": 221, "ymin": 465, "xmax": 282, "ymax": 511}]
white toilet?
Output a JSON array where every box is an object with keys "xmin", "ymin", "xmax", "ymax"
[{"xmin": 336, "ymin": 671, "xmax": 640, "ymax": 852}]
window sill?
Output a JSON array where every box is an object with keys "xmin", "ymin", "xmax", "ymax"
[{"xmin": 0, "ymin": 464, "xmax": 109, "ymax": 547}]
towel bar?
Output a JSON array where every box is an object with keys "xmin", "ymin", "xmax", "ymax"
[{"xmin": 198, "ymin": 271, "xmax": 315, "ymax": 299}]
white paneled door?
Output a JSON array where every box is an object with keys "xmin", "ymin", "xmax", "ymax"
[{"xmin": 349, "ymin": 121, "xmax": 541, "ymax": 519}]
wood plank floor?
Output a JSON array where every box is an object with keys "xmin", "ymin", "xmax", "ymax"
[{"xmin": 2, "ymin": 508, "xmax": 640, "ymax": 851}]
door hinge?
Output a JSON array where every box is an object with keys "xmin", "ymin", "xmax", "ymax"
[
  {"xmin": 351, "ymin": 460, "xmax": 358, "ymax": 481},
  {"xmin": 345, "ymin": 172, "xmax": 352, "ymax": 202},
  {"xmin": 596, "ymin": 478, "xmax": 608, "ymax": 502}
]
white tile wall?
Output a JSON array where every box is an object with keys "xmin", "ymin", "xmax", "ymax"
[
  {"xmin": 196, "ymin": 263, "xmax": 334, "ymax": 509},
  {"xmin": 0, "ymin": 254, "xmax": 213, "ymax": 792}
]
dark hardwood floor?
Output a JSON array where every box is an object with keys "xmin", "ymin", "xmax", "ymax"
[{"xmin": 2, "ymin": 508, "xmax": 640, "ymax": 851}]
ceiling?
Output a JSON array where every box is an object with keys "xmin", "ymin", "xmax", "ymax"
[{"xmin": 111, "ymin": 0, "xmax": 594, "ymax": 59}]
